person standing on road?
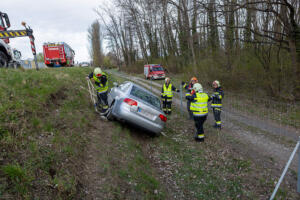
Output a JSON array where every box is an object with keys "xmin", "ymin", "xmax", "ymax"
[
  {"xmin": 211, "ymin": 80, "xmax": 224, "ymax": 129},
  {"xmin": 161, "ymin": 77, "xmax": 179, "ymax": 115},
  {"xmin": 86, "ymin": 67, "xmax": 109, "ymax": 115},
  {"xmin": 182, "ymin": 77, "xmax": 198, "ymax": 119},
  {"xmin": 186, "ymin": 83, "xmax": 211, "ymax": 142}
]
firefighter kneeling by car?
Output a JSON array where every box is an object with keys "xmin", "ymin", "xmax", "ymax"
[
  {"xmin": 86, "ymin": 67, "xmax": 109, "ymax": 115},
  {"xmin": 161, "ymin": 77, "xmax": 179, "ymax": 114},
  {"xmin": 186, "ymin": 83, "xmax": 211, "ymax": 142}
]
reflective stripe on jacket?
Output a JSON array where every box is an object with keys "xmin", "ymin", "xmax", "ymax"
[
  {"xmin": 211, "ymin": 87, "xmax": 224, "ymax": 108},
  {"xmin": 93, "ymin": 72, "xmax": 108, "ymax": 93},
  {"xmin": 162, "ymin": 83, "xmax": 173, "ymax": 98},
  {"xmin": 190, "ymin": 92, "xmax": 209, "ymax": 116}
]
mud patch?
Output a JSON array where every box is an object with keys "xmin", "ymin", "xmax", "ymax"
[{"xmin": 46, "ymin": 88, "xmax": 67, "ymax": 107}]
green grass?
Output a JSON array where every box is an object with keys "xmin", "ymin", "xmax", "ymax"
[
  {"xmin": 1, "ymin": 164, "xmax": 32, "ymax": 196},
  {"xmin": 108, "ymin": 124, "xmax": 166, "ymax": 199},
  {"xmin": 0, "ymin": 67, "xmax": 95, "ymax": 199}
]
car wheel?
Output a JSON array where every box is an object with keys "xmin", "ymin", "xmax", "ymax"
[
  {"xmin": 106, "ymin": 101, "xmax": 115, "ymax": 120},
  {"xmin": 0, "ymin": 51, "xmax": 8, "ymax": 68}
]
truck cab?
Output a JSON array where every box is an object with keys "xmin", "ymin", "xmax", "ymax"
[
  {"xmin": 0, "ymin": 12, "xmax": 12, "ymax": 67},
  {"xmin": 144, "ymin": 64, "xmax": 166, "ymax": 80}
]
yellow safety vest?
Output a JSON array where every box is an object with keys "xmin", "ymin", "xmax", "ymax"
[
  {"xmin": 190, "ymin": 92, "xmax": 209, "ymax": 116},
  {"xmin": 162, "ymin": 83, "xmax": 173, "ymax": 98},
  {"xmin": 93, "ymin": 72, "xmax": 108, "ymax": 93}
]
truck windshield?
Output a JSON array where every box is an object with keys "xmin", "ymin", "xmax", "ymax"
[
  {"xmin": 0, "ymin": 17, "xmax": 4, "ymax": 28},
  {"xmin": 151, "ymin": 66, "xmax": 163, "ymax": 71}
]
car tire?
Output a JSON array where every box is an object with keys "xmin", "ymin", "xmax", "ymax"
[
  {"xmin": 106, "ymin": 101, "xmax": 115, "ymax": 120},
  {"xmin": 154, "ymin": 132, "xmax": 161, "ymax": 137},
  {"xmin": 0, "ymin": 51, "xmax": 8, "ymax": 68}
]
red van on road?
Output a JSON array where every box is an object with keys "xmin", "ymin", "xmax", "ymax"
[{"xmin": 144, "ymin": 64, "xmax": 166, "ymax": 80}]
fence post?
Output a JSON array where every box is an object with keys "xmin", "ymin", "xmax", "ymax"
[
  {"xmin": 298, "ymin": 136, "xmax": 300, "ymax": 193},
  {"xmin": 270, "ymin": 137, "xmax": 300, "ymax": 200},
  {"xmin": 180, "ymin": 84, "xmax": 183, "ymax": 116},
  {"xmin": 151, "ymin": 77, "xmax": 152, "ymax": 93}
]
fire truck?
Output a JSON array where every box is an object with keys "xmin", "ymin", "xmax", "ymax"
[
  {"xmin": 0, "ymin": 12, "xmax": 22, "ymax": 68},
  {"xmin": 43, "ymin": 42, "xmax": 75, "ymax": 67}
]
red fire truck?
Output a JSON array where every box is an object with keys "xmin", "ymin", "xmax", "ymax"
[{"xmin": 43, "ymin": 42, "xmax": 75, "ymax": 67}]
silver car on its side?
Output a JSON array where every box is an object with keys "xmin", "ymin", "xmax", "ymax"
[{"xmin": 107, "ymin": 81, "xmax": 167, "ymax": 135}]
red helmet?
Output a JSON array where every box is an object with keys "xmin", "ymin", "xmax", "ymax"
[{"xmin": 191, "ymin": 77, "xmax": 198, "ymax": 82}]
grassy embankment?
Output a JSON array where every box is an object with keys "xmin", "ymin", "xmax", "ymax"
[
  {"xmin": 0, "ymin": 67, "xmax": 297, "ymax": 199},
  {"xmin": 0, "ymin": 67, "xmax": 166, "ymax": 199},
  {"xmin": 0, "ymin": 67, "xmax": 95, "ymax": 199}
]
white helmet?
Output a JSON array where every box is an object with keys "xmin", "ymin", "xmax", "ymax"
[
  {"xmin": 193, "ymin": 83, "xmax": 203, "ymax": 92},
  {"xmin": 213, "ymin": 80, "xmax": 220, "ymax": 87},
  {"xmin": 94, "ymin": 67, "xmax": 102, "ymax": 77},
  {"xmin": 165, "ymin": 77, "xmax": 170, "ymax": 83}
]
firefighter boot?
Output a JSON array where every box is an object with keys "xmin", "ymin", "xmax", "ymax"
[
  {"xmin": 100, "ymin": 105, "xmax": 109, "ymax": 116},
  {"xmin": 215, "ymin": 121, "xmax": 222, "ymax": 129},
  {"xmin": 194, "ymin": 133, "xmax": 204, "ymax": 142}
]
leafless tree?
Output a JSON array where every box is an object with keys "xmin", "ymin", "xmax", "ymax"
[{"xmin": 88, "ymin": 20, "xmax": 103, "ymax": 67}]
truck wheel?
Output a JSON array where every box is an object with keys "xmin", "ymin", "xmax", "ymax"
[{"xmin": 0, "ymin": 52, "xmax": 8, "ymax": 68}]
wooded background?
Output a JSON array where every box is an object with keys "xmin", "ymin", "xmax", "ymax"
[{"xmin": 91, "ymin": 0, "xmax": 300, "ymax": 101}]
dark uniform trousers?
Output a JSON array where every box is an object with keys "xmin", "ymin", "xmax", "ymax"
[
  {"xmin": 213, "ymin": 108, "xmax": 221, "ymax": 127},
  {"xmin": 193, "ymin": 115, "xmax": 207, "ymax": 138},
  {"xmin": 162, "ymin": 98, "xmax": 172, "ymax": 114},
  {"xmin": 97, "ymin": 91, "xmax": 108, "ymax": 112}
]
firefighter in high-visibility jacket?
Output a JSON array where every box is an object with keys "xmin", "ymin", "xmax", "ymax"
[
  {"xmin": 86, "ymin": 67, "xmax": 109, "ymax": 114},
  {"xmin": 161, "ymin": 77, "xmax": 179, "ymax": 114},
  {"xmin": 211, "ymin": 80, "xmax": 224, "ymax": 129},
  {"xmin": 182, "ymin": 77, "xmax": 198, "ymax": 119},
  {"xmin": 186, "ymin": 83, "xmax": 211, "ymax": 142}
]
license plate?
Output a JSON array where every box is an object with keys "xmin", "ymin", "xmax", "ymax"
[
  {"xmin": 138, "ymin": 108, "xmax": 155, "ymax": 120},
  {"xmin": 130, "ymin": 105, "xmax": 138, "ymax": 112}
]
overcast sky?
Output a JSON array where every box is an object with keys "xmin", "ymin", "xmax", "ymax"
[{"xmin": 2, "ymin": 0, "xmax": 106, "ymax": 62}]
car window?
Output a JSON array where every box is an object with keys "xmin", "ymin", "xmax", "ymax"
[
  {"xmin": 130, "ymin": 86, "xmax": 160, "ymax": 109},
  {"xmin": 119, "ymin": 82, "xmax": 131, "ymax": 92}
]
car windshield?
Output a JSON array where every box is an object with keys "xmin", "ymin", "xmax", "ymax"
[
  {"xmin": 151, "ymin": 66, "xmax": 163, "ymax": 71},
  {"xmin": 130, "ymin": 86, "xmax": 161, "ymax": 109}
]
